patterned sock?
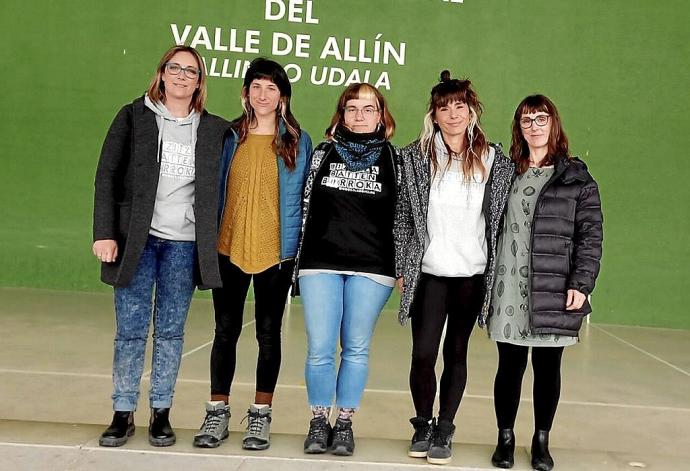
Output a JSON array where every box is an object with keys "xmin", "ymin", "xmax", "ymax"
[
  {"xmin": 337, "ymin": 408, "xmax": 355, "ymax": 421},
  {"xmin": 311, "ymin": 406, "xmax": 331, "ymax": 419}
]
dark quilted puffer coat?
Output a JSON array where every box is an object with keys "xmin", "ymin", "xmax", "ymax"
[{"xmin": 521, "ymin": 155, "xmax": 603, "ymax": 336}]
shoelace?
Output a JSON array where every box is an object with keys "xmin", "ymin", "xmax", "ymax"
[
  {"xmin": 242, "ymin": 410, "xmax": 268, "ymax": 436},
  {"xmin": 308, "ymin": 418, "xmax": 330, "ymax": 439},
  {"xmin": 412, "ymin": 423, "xmax": 432, "ymax": 442},
  {"xmin": 332, "ymin": 422, "xmax": 352, "ymax": 442},
  {"xmin": 200, "ymin": 409, "xmax": 228, "ymax": 434},
  {"xmin": 430, "ymin": 427, "xmax": 451, "ymax": 447}
]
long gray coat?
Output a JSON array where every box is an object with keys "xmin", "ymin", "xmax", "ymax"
[
  {"xmin": 93, "ymin": 96, "xmax": 229, "ymax": 289},
  {"xmin": 393, "ymin": 139, "xmax": 515, "ymax": 325}
]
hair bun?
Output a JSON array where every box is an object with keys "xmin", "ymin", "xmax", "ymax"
[{"xmin": 439, "ymin": 70, "xmax": 451, "ymax": 82}]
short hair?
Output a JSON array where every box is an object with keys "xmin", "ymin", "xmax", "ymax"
[
  {"xmin": 146, "ymin": 45, "xmax": 207, "ymax": 113},
  {"xmin": 326, "ymin": 83, "xmax": 395, "ymax": 140},
  {"xmin": 510, "ymin": 94, "xmax": 570, "ymax": 174}
]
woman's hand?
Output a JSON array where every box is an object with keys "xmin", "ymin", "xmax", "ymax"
[
  {"xmin": 93, "ymin": 239, "xmax": 118, "ymax": 263},
  {"xmin": 396, "ymin": 277, "xmax": 405, "ymax": 294},
  {"xmin": 566, "ymin": 289, "xmax": 586, "ymax": 311}
]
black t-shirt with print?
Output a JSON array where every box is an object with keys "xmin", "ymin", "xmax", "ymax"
[{"xmin": 300, "ymin": 144, "xmax": 396, "ymax": 276}]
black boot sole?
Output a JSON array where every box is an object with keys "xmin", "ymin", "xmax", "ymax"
[
  {"xmin": 330, "ymin": 444, "xmax": 354, "ymax": 456},
  {"xmin": 99, "ymin": 426, "xmax": 135, "ymax": 447},
  {"xmin": 304, "ymin": 442, "xmax": 328, "ymax": 454},
  {"xmin": 149, "ymin": 434, "xmax": 176, "ymax": 447}
]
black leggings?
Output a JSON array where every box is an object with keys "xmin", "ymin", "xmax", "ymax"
[
  {"xmin": 409, "ymin": 273, "xmax": 484, "ymax": 423},
  {"xmin": 493, "ymin": 342, "xmax": 564, "ymax": 431},
  {"xmin": 210, "ymin": 256, "xmax": 294, "ymax": 395}
]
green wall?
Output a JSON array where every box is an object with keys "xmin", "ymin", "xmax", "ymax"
[{"xmin": 1, "ymin": 1, "xmax": 688, "ymax": 328}]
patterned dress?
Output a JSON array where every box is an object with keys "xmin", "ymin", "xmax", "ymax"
[{"xmin": 488, "ymin": 167, "xmax": 577, "ymax": 347}]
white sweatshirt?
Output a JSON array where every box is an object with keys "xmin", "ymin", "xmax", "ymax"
[{"xmin": 421, "ymin": 134, "xmax": 495, "ymax": 277}]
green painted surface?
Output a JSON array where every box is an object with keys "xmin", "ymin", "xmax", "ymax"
[{"xmin": 1, "ymin": 1, "xmax": 688, "ymax": 328}]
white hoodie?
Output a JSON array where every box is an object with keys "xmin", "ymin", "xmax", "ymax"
[
  {"xmin": 421, "ymin": 133, "xmax": 495, "ymax": 277},
  {"xmin": 145, "ymin": 95, "xmax": 200, "ymax": 241}
]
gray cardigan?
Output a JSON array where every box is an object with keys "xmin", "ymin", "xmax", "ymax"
[
  {"xmin": 393, "ymin": 139, "xmax": 515, "ymax": 325},
  {"xmin": 93, "ymin": 96, "xmax": 230, "ymax": 289}
]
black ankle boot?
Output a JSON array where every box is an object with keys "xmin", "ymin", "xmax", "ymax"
[
  {"xmin": 491, "ymin": 428, "xmax": 515, "ymax": 468},
  {"xmin": 531, "ymin": 430, "xmax": 554, "ymax": 471},
  {"xmin": 149, "ymin": 408, "xmax": 176, "ymax": 447},
  {"xmin": 99, "ymin": 411, "xmax": 134, "ymax": 447}
]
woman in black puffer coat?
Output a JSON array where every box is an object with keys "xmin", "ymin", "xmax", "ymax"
[{"xmin": 486, "ymin": 95, "xmax": 603, "ymax": 471}]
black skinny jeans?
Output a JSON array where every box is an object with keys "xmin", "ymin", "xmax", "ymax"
[
  {"xmin": 493, "ymin": 342, "xmax": 564, "ymax": 431},
  {"xmin": 210, "ymin": 255, "xmax": 294, "ymax": 395},
  {"xmin": 409, "ymin": 273, "xmax": 484, "ymax": 423}
]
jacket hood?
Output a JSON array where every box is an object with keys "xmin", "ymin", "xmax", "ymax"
[
  {"xmin": 557, "ymin": 156, "xmax": 591, "ymax": 184},
  {"xmin": 144, "ymin": 94, "xmax": 199, "ymax": 161}
]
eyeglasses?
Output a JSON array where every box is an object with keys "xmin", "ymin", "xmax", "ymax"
[
  {"xmin": 343, "ymin": 106, "xmax": 380, "ymax": 118},
  {"xmin": 165, "ymin": 62, "xmax": 201, "ymax": 80},
  {"xmin": 519, "ymin": 115, "xmax": 550, "ymax": 129}
]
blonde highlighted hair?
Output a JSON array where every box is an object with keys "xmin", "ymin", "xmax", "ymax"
[{"xmin": 419, "ymin": 74, "xmax": 488, "ymax": 181}]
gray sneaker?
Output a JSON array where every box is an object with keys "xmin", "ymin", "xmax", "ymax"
[
  {"xmin": 242, "ymin": 404, "xmax": 272, "ymax": 450},
  {"xmin": 408, "ymin": 417, "xmax": 435, "ymax": 457},
  {"xmin": 426, "ymin": 420, "xmax": 455, "ymax": 465},
  {"xmin": 193, "ymin": 401, "xmax": 230, "ymax": 448}
]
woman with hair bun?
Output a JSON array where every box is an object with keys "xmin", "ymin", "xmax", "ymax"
[
  {"xmin": 486, "ymin": 95, "xmax": 602, "ymax": 471},
  {"xmin": 193, "ymin": 57, "xmax": 312, "ymax": 451},
  {"xmin": 394, "ymin": 71, "xmax": 514, "ymax": 465}
]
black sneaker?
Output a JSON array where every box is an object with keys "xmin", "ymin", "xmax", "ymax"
[
  {"xmin": 304, "ymin": 416, "xmax": 332, "ymax": 454},
  {"xmin": 99, "ymin": 411, "xmax": 134, "ymax": 447},
  {"xmin": 426, "ymin": 420, "xmax": 455, "ymax": 465},
  {"xmin": 408, "ymin": 417, "xmax": 435, "ymax": 457},
  {"xmin": 330, "ymin": 418, "xmax": 355, "ymax": 456}
]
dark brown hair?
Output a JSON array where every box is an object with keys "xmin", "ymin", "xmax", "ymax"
[
  {"xmin": 420, "ymin": 73, "xmax": 489, "ymax": 180},
  {"xmin": 232, "ymin": 58, "xmax": 301, "ymax": 170},
  {"xmin": 146, "ymin": 45, "xmax": 206, "ymax": 113},
  {"xmin": 510, "ymin": 94, "xmax": 570, "ymax": 174},
  {"xmin": 326, "ymin": 83, "xmax": 396, "ymax": 140}
]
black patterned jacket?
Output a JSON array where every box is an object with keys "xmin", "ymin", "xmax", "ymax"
[{"xmin": 393, "ymin": 139, "xmax": 515, "ymax": 325}]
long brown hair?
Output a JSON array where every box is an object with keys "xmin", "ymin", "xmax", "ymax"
[
  {"xmin": 510, "ymin": 94, "xmax": 570, "ymax": 174},
  {"xmin": 231, "ymin": 58, "xmax": 301, "ymax": 170},
  {"xmin": 146, "ymin": 45, "xmax": 206, "ymax": 113},
  {"xmin": 419, "ymin": 72, "xmax": 488, "ymax": 181},
  {"xmin": 326, "ymin": 83, "xmax": 396, "ymax": 140}
]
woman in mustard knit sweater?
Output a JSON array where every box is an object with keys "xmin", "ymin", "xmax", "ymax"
[{"xmin": 193, "ymin": 58, "xmax": 312, "ymax": 451}]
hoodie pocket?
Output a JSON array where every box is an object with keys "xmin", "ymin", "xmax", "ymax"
[{"xmin": 185, "ymin": 204, "xmax": 196, "ymax": 224}]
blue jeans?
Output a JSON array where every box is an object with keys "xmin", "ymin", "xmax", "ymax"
[
  {"xmin": 300, "ymin": 274, "xmax": 393, "ymax": 409},
  {"xmin": 111, "ymin": 235, "xmax": 196, "ymax": 411}
]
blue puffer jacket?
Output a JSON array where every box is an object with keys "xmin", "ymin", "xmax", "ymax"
[{"xmin": 217, "ymin": 127, "xmax": 312, "ymax": 260}]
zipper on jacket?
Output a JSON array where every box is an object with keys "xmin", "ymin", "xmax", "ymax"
[
  {"xmin": 276, "ymin": 148, "xmax": 283, "ymax": 266},
  {"xmin": 526, "ymin": 161, "xmax": 567, "ymax": 333}
]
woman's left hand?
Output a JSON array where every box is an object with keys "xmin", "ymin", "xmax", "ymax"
[{"xmin": 566, "ymin": 289, "xmax": 586, "ymax": 311}]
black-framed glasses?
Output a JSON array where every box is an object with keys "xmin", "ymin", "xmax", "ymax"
[
  {"xmin": 165, "ymin": 62, "xmax": 201, "ymax": 80},
  {"xmin": 343, "ymin": 106, "xmax": 380, "ymax": 118},
  {"xmin": 519, "ymin": 115, "xmax": 550, "ymax": 129}
]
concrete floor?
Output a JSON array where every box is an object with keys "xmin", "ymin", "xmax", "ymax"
[{"xmin": 0, "ymin": 287, "xmax": 688, "ymax": 470}]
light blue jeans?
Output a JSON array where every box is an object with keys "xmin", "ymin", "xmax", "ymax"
[
  {"xmin": 112, "ymin": 235, "xmax": 196, "ymax": 411},
  {"xmin": 300, "ymin": 273, "xmax": 393, "ymax": 409}
]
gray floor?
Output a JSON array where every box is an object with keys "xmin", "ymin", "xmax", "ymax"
[{"xmin": 0, "ymin": 287, "xmax": 689, "ymax": 470}]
